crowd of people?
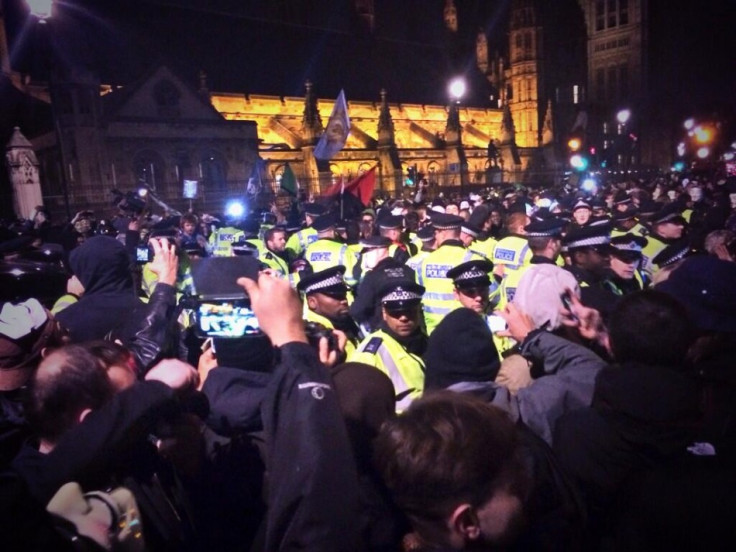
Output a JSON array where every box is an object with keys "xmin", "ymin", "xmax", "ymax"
[{"xmin": 1, "ymin": 170, "xmax": 736, "ymax": 551}]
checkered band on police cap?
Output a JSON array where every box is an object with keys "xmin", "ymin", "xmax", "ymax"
[
  {"xmin": 303, "ymin": 273, "xmax": 346, "ymax": 294},
  {"xmin": 454, "ymin": 266, "xmax": 488, "ymax": 282},
  {"xmin": 612, "ymin": 240, "xmax": 643, "ymax": 253},
  {"xmin": 564, "ymin": 235, "xmax": 610, "ymax": 249},
  {"xmin": 461, "ymin": 225, "xmax": 479, "ymax": 238},
  {"xmin": 382, "ymin": 287, "xmax": 423, "ymax": 303}
]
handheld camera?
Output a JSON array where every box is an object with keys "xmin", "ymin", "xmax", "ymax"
[{"xmin": 190, "ymin": 256, "xmax": 263, "ymax": 338}]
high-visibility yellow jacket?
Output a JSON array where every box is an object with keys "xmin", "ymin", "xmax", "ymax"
[
  {"xmin": 348, "ymin": 328, "xmax": 425, "ymax": 412},
  {"xmin": 285, "ymin": 227, "xmax": 318, "ymax": 260},
  {"xmin": 304, "ymin": 309, "xmax": 358, "ymax": 358},
  {"xmin": 492, "ymin": 235, "xmax": 532, "ymax": 310},
  {"xmin": 209, "ymin": 226, "xmax": 244, "ymax": 257},
  {"xmin": 415, "ymin": 240, "xmax": 483, "ymax": 334},
  {"xmin": 304, "ymin": 238, "xmax": 359, "ymax": 287}
]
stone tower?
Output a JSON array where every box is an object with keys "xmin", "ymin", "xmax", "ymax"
[
  {"xmin": 507, "ymin": 0, "xmax": 544, "ymax": 148},
  {"xmin": 5, "ymin": 127, "xmax": 43, "ymax": 219},
  {"xmin": 444, "ymin": 0, "xmax": 458, "ymax": 32}
]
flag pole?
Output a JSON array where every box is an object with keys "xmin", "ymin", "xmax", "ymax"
[{"xmin": 340, "ymin": 177, "xmax": 345, "ymax": 220}]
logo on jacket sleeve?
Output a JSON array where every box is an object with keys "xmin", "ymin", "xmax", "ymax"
[{"xmin": 363, "ymin": 337, "xmax": 383, "ymax": 354}]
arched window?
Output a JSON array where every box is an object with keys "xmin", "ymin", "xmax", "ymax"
[{"xmin": 133, "ymin": 150, "xmax": 165, "ymax": 190}]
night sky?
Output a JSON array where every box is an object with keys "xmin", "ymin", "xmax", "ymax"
[{"xmin": 3, "ymin": 0, "xmax": 735, "ymax": 115}]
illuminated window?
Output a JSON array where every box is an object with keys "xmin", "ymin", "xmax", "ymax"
[{"xmin": 573, "ymin": 85, "xmax": 580, "ymax": 104}]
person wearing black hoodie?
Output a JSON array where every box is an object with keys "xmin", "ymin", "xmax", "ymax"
[
  {"xmin": 55, "ymin": 235, "xmax": 147, "ymax": 343},
  {"xmin": 552, "ymin": 291, "xmax": 703, "ymax": 546}
]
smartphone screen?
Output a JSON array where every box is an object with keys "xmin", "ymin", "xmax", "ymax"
[
  {"xmin": 136, "ymin": 245, "xmax": 150, "ymax": 264},
  {"xmin": 197, "ymin": 300, "xmax": 262, "ymax": 338}
]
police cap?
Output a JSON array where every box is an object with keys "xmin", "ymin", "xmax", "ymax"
[
  {"xmin": 430, "ymin": 213, "xmax": 463, "ymax": 230},
  {"xmin": 417, "ymin": 225, "xmax": 436, "ymax": 241},
  {"xmin": 377, "ymin": 214, "xmax": 404, "ymax": 231},
  {"xmin": 524, "ymin": 217, "xmax": 565, "ymax": 238},
  {"xmin": 379, "ymin": 280, "xmax": 425, "ymax": 310},
  {"xmin": 304, "ymin": 203, "xmax": 326, "ymax": 217},
  {"xmin": 563, "ymin": 223, "xmax": 612, "ymax": 250},
  {"xmin": 610, "ymin": 233, "xmax": 648, "ymax": 262},
  {"xmin": 446, "ymin": 259, "xmax": 494, "ymax": 289},
  {"xmin": 360, "ymin": 236, "xmax": 391, "ymax": 251},
  {"xmin": 312, "ymin": 212, "xmax": 338, "ymax": 232},
  {"xmin": 651, "ymin": 203, "xmax": 686, "ymax": 226},
  {"xmin": 297, "ymin": 265, "xmax": 349, "ymax": 296},
  {"xmin": 652, "ymin": 239, "xmax": 693, "ymax": 268}
]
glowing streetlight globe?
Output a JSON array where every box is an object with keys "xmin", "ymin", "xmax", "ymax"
[
  {"xmin": 676, "ymin": 142, "xmax": 686, "ymax": 157},
  {"xmin": 696, "ymin": 147, "xmax": 710, "ymax": 159},
  {"xmin": 684, "ymin": 118, "xmax": 695, "ymax": 130},
  {"xmin": 616, "ymin": 109, "xmax": 631, "ymax": 125},
  {"xmin": 226, "ymin": 201, "xmax": 245, "ymax": 219},
  {"xmin": 448, "ymin": 78, "xmax": 466, "ymax": 101},
  {"xmin": 26, "ymin": 0, "xmax": 54, "ymax": 19},
  {"xmin": 694, "ymin": 126, "xmax": 713, "ymax": 145}
]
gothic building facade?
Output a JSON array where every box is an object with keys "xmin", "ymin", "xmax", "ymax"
[{"xmin": 3, "ymin": 0, "xmax": 667, "ymax": 219}]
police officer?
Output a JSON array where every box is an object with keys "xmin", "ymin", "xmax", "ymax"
[
  {"xmin": 563, "ymin": 223, "xmax": 619, "ymax": 317},
  {"xmin": 603, "ymin": 233, "xmax": 649, "ymax": 295},
  {"xmin": 651, "ymin": 238, "xmax": 694, "ymax": 284},
  {"xmin": 378, "ymin": 214, "xmax": 415, "ymax": 264},
  {"xmin": 492, "ymin": 212, "xmax": 532, "ymax": 310},
  {"xmin": 349, "ymin": 280, "xmax": 427, "ymax": 412},
  {"xmin": 525, "ymin": 217, "xmax": 565, "ymax": 266},
  {"xmin": 406, "ymin": 225, "xmax": 436, "ymax": 272},
  {"xmin": 260, "ymin": 225, "xmax": 290, "ymax": 276},
  {"xmin": 641, "ymin": 203, "xmax": 687, "ymax": 280},
  {"xmin": 447, "ymin": 258, "xmax": 512, "ymax": 359},
  {"xmin": 285, "ymin": 203, "xmax": 325, "ymax": 261},
  {"xmin": 610, "ymin": 204, "xmax": 648, "ymax": 239},
  {"xmin": 570, "ymin": 198, "xmax": 593, "ymax": 229},
  {"xmin": 447, "ymin": 259, "xmax": 495, "ymax": 316},
  {"xmin": 296, "ymin": 265, "xmax": 361, "ymax": 357},
  {"xmin": 304, "ymin": 212, "xmax": 359, "ymax": 287},
  {"xmin": 415, "ymin": 213, "xmax": 484, "ymax": 334},
  {"xmin": 209, "ymin": 216, "xmax": 244, "ymax": 257},
  {"xmin": 350, "ymin": 236, "xmax": 416, "ymax": 333}
]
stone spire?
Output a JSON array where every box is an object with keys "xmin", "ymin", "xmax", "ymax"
[
  {"xmin": 500, "ymin": 104, "xmax": 516, "ymax": 145},
  {"xmin": 445, "ymin": 101, "xmax": 462, "ymax": 145},
  {"xmin": 476, "ymin": 29, "xmax": 489, "ymax": 74},
  {"xmin": 444, "ymin": 0, "xmax": 458, "ymax": 32},
  {"xmin": 377, "ymin": 88, "xmax": 395, "ymax": 146},
  {"xmin": 301, "ymin": 80, "xmax": 323, "ymax": 145},
  {"xmin": 542, "ymin": 100, "xmax": 554, "ymax": 145}
]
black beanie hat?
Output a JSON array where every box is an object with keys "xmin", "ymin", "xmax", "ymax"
[{"xmin": 424, "ymin": 308, "xmax": 500, "ymax": 390}]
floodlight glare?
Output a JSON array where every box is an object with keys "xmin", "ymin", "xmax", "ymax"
[
  {"xmin": 448, "ymin": 78, "xmax": 466, "ymax": 101},
  {"xmin": 226, "ymin": 201, "xmax": 245, "ymax": 219}
]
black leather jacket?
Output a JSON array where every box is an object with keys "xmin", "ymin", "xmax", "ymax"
[{"xmin": 127, "ymin": 282, "xmax": 180, "ymax": 374}]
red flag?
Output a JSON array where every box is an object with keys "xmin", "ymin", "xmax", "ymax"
[
  {"xmin": 344, "ymin": 166, "xmax": 377, "ymax": 205},
  {"xmin": 323, "ymin": 175, "xmax": 344, "ymax": 197}
]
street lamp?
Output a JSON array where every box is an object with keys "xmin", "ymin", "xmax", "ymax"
[
  {"xmin": 26, "ymin": 0, "xmax": 54, "ymax": 20},
  {"xmin": 616, "ymin": 109, "xmax": 631, "ymax": 125},
  {"xmin": 25, "ymin": 0, "xmax": 71, "ymax": 219},
  {"xmin": 448, "ymin": 77, "xmax": 466, "ymax": 103}
]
